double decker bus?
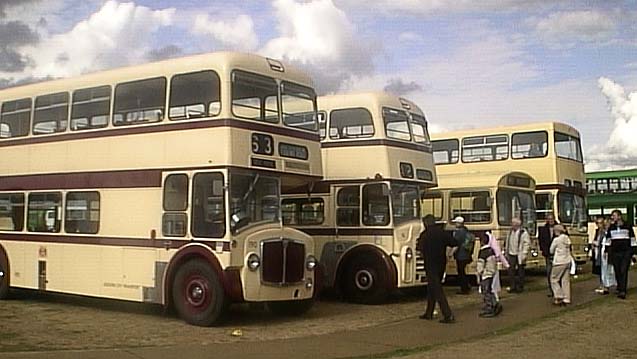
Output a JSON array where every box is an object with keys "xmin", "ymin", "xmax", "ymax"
[
  {"xmin": 282, "ymin": 92, "xmax": 437, "ymax": 303},
  {"xmin": 431, "ymin": 122, "xmax": 588, "ymax": 264},
  {"xmin": 423, "ymin": 171, "xmax": 537, "ymax": 274},
  {"xmin": 0, "ymin": 52, "xmax": 323, "ymax": 326},
  {"xmin": 586, "ymin": 168, "xmax": 637, "ymax": 233}
]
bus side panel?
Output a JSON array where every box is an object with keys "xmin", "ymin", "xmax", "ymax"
[{"xmin": 1, "ymin": 240, "xmax": 25, "ymax": 287}]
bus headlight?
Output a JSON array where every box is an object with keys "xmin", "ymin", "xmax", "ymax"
[
  {"xmin": 306, "ymin": 255, "xmax": 318, "ymax": 271},
  {"xmin": 406, "ymin": 247, "xmax": 414, "ymax": 260},
  {"xmin": 531, "ymin": 250, "xmax": 538, "ymax": 258},
  {"xmin": 584, "ymin": 245, "xmax": 590, "ymax": 252},
  {"xmin": 247, "ymin": 253, "xmax": 261, "ymax": 271}
]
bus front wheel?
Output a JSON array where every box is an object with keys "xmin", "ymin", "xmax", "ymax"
[
  {"xmin": 342, "ymin": 257, "xmax": 389, "ymax": 304},
  {"xmin": 172, "ymin": 259, "xmax": 227, "ymax": 326},
  {"xmin": 268, "ymin": 299, "xmax": 314, "ymax": 316},
  {"xmin": 0, "ymin": 250, "xmax": 8, "ymax": 300}
]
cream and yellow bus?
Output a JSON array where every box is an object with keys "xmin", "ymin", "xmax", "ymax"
[
  {"xmin": 431, "ymin": 122, "xmax": 588, "ymax": 264},
  {"xmin": 422, "ymin": 171, "xmax": 537, "ymax": 274},
  {"xmin": 282, "ymin": 92, "xmax": 437, "ymax": 303},
  {"xmin": 0, "ymin": 52, "xmax": 323, "ymax": 326}
]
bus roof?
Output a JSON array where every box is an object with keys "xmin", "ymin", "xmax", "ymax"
[
  {"xmin": 318, "ymin": 91, "xmax": 425, "ymax": 116},
  {"xmin": 586, "ymin": 168, "xmax": 637, "ymax": 179},
  {"xmin": 430, "ymin": 121, "xmax": 580, "ymax": 140},
  {"xmin": 0, "ymin": 52, "xmax": 314, "ymax": 100}
]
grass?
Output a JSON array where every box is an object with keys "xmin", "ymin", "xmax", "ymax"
[{"xmin": 346, "ymin": 285, "xmax": 633, "ymax": 359}]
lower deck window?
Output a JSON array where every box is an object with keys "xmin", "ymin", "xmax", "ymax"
[
  {"xmin": 27, "ymin": 192, "xmax": 62, "ymax": 233},
  {"xmin": 0, "ymin": 193, "xmax": 25, "ymax": 231},
  {"xmin": 450, "ymin": 191, "xmax": 491, "ymax": 223},
  {"xmin": 65, "ymin": 192, "xmax": 100, "ymax": 234},
  {"xmin": 282, "ymin": 198, "xmax": 324, "ymax": 225}
]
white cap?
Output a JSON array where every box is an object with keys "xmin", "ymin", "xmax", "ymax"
[{"xmin": 452, "ymin": 216, "xmax": 465, "ymax": 224}]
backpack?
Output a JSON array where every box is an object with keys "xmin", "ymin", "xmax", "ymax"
[{"xmin": 463, "ymin": 231, "xmax": 475, "ymax": 256}]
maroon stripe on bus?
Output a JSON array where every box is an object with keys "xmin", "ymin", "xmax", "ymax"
[
  {"xmin": 321, "ymin": 139, "xmax": 431, "ymax": 152},
  {"xmin": 0, "ymin": 165, "xmax": 322, "ymax": 191},
  {"xmin": 0, "ymin": 169, "xmax": 163, "ymax": 191},
  {"xmin": 0, "ymin": 233, "xmax": 231, "ymax": 251},
  {"xmin": 0, "ymin": 118, "xmax": 319, "ymax": 148},
  {"xmin": 296, "ymin": 228, "xmax": 394, "ymax": 236}
]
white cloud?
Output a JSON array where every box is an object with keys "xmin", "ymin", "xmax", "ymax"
[
  {"xmin": 398, "ymin": 31, "xmax": 424, "ymax": 43},
  {"xmin": 1, "ymin": 1, "xmax": 175, "ymax": 81},
  {"xmin": 192, "ymin": 14, "xmax": 258, "ymax": 51},
  {"xmin": 260, "ymin": 0, "xmax": 372, "ymax": 93},
  {"xmin": 336, "ymin": 0, "xmax": 567, "ymax": 15},
  {"xmin": 534, "ymin": 10, "xmax": 618, "ymax": 47},
  {"xmin": 586, "ymin": 77, "xmax": 637, "ymax": 171}
]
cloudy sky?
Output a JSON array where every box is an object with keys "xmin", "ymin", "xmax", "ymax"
[{"xmin": 1, "ymin": 0, "xmax": 636, "ymax": 171}]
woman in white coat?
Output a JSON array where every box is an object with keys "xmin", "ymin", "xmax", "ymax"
[{"xmin": 550, "ymin": 224, "xmax": 572, "ymax": 306}]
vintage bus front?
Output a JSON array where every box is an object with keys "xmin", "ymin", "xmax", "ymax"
[
  {"xmin": 283, "ymin": 92, "xmax": 436, "ymax": 303},
  {"xmin": 424, "ymin": 172, "xmax": 537, "ymax": 275}
]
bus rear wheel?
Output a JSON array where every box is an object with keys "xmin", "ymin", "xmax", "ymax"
[
  {"xmin": 172, "ymin": 259, "xmax": 227, "ymax": 326},
  {"xmin": 268, "ymin": 299, "xmax": 314, "ymax": 316},
  {"xmin": 0, "ymin": 251, "xmax": 8, "ymax": 300},
  {"xmin": 342, "ymin": 257, "xmax": 389, "ymax": 304}
]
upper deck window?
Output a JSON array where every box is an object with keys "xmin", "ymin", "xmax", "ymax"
[
  {"xmin": 33, "ymin": 92, "xmax": 69, "ymax": 135},
  {"xmin": 169, "ymin": 70, "xmax": 221, "ymax": 120},
  {"xmin": 511, "ymin": 131, "xmax": 548, "ymax": 159},
  {"xmin": 432, "ymin": 139, "xmax": 459, "ymax": 164},
  {"xmin": 281, "ymin": 81, "xmax": 317, "ymax": 131},
  {"xmin": 410, "ymin": 113, "xmax": 431, "ymax": 146},
  {"xmin": 383, "ymin": 107, "xmax": 411, "ymax": 141},
  {"xmin": 462, "ymin": 134, "xmax": 509, "ymax": 162},
  {"xmin": 0, "ymin": 98, "xmax": 31, "ymax": 138},
  {"xmin": 554, "ymin": 132, "xmax": 583, "ymax": 162},
  {"xmin": 113, "ymin": 77, "xmax": 166, "ymax": 126},
  {"xmin": 71, "ymin": 85, "xmax": 111, "ymax": 131},
  {"xmin": 329, "ymin": 108, "xmax": 374, "ymax": 139},
  {"xmin": 232, "ymin": 71, "xmax": 278, "ymax": 123}
]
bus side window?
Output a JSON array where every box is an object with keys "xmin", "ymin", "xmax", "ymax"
[
  {"xmin": 65, "ymin": 192, "xmax": 100, "ymax": 234},
  {"xmin": 162, "ymin": 174, "xmax": 189, "ymax": 237},
  {"xmin": 191, "ymin": 173, "xmax": 225, "ymax": 238},
  {"xmin": 0, "ymin": 193, "xmax": 25, "ymax": 231},
  {"xmin": 33, "ymin": 92, "xmax": 69, "ymax": 135},
  {"xmin": 27, "ymin": 192, "xmax": 62, "ymax": 233},
  {"xmin": 113, "ymin": 77, "xmax": 166, "ymax": 126},
  {"xmin": 1, "ymin": 98, "xmax": 31, "ymax": 138},
  {"xmin": 169, "ymin": 70, "xmax": 221, "ymax": 120},
  {"xmin": 337, "ymin": 186, "xmax": 360, "ymax": 227}
]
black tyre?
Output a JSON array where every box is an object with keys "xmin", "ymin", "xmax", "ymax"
[
  {"xmin": 268, "ymin": 299, "xmax": 314, "ymax": 316},
  {"xmin": 172, "ymin": 259, "xmax": 227, "ymax": 326},
  {"xmin": 341, "ymin": 257, "xmax": 390, "ymax": 304},
  {"xmin": 0, "ymin": 250, "xmax": 8, "ymax": 300}
]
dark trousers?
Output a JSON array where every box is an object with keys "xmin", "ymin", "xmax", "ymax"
[
  {"xmin": 480, "ymin": 277, "xmax": 496, "ymax": 313},
  {"xmin": 611, "ymin": 250, "xmax": 632, "ymax": 294},
  {"xmin": 545, "ymin": 256, "xmax": 553, "ymax": 295},
  {"xmin": 425, "ymin": 272, "xmax": 453, "ymax": 319},
  {"xmin": 456, "ymin": 259, "xmax": 472, "ymax": 292},
  {"xmin": 506, "ymin": 254, "xmax": 525, "ymax": 292}
]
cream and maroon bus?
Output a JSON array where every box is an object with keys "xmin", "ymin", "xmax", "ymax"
[
  {"xmin": 431, "ymin": 122, "xmax": 588, "ymax": 265},
  {"xmin": 282, "ymin": 92, "xmax": 437, "ymax": 303},
  {"xmin": 0, "ymin": 52, "xmax": 323, "ymax": 326},
  {"xmin": 423, "ymin": 170, "xmax": 537, "ymax": 274}
]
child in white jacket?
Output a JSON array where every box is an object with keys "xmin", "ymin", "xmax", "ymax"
[{"xmin": 477, "ymin": 235, "xmax": 502, "ymax": 317}]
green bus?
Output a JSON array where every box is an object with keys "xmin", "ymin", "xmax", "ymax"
[{"xmin": 586, "ymin": 168, "xmax": 637, "ymax": 227}]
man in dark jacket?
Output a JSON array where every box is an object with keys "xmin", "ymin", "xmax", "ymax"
[
  {"xmin": 606, "ymin": 209, "xmax": 636, "ymax": 299},
  {"xmin": 452, "ymin": 216, "xmax": 474, "ymax": 294},
  {"xmin": 538, "ymin": 214, "xmax": 557, "ymax": 296},
  {"xmin": 418, "ymin": 214, "xmax": 457, "ymax": 323}
]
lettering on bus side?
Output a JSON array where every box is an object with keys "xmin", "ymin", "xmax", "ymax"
[{"xmin": 252, "ymin": 133, "xmax": 274, "ymax": 156}]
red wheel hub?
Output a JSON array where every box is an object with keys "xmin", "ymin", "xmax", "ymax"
[{"xmin": 184, "ymin": 275, "xmax": 211, "ymax": 310}]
